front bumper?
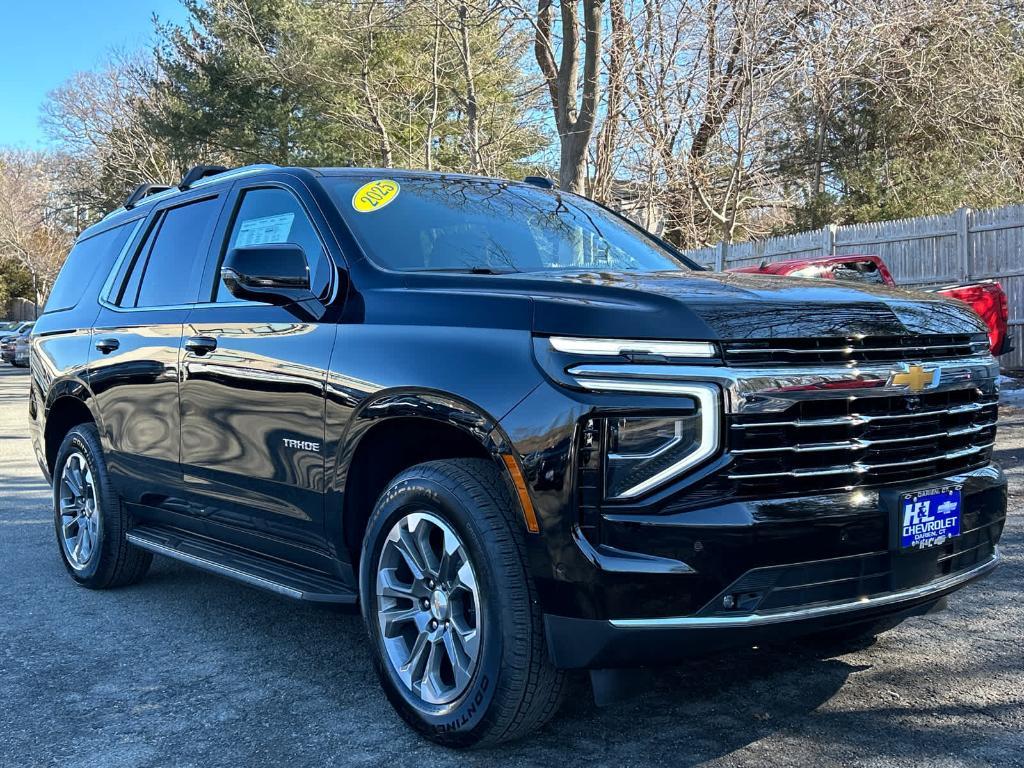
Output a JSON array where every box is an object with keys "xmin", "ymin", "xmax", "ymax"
[
  {"xmin": 539, "ymin": 463, "xmax": 1006, "ymax": 668},
  {"xmin": 545, "ymin": 551, "xmax": 997, "ymax": 668}
]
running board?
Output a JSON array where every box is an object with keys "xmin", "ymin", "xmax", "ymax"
[{"xmin": 126, "ymin": 525, "xmax": 357, "ymax": 604}]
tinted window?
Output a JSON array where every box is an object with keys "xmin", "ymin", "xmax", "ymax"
[
  {"xmin": 214, "ymin": 187, "xmax": 327, "ymax": 302},
  {"xmin": 45, "ymin": 223, "xmax": 135, "ymax": 313},
  {"xmin": 834, "ymin": 261, "xmax": 886, "ymax": 285},
  {"xmin": 326, "ymin": 177, "xmax": 688, "ymax": 274},
  {"xmin": 789, "ymin": 260, "xmax": 887, "ymax": 285},
  {"xmin": 119, "ymin": 197, "xmax": 220, "ymax": 308}
]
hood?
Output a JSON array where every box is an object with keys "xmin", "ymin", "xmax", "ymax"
[
  {"xmin": 520, "ymin": 270, "xmax": 988, "ymax": 340},
  {"xmin": 363, "ymin": 269, "xmax": 988, "ymax": 342}
]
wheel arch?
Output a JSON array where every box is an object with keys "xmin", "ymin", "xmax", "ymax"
[
  {"xmin": 43, "ymin": 379, "xmax": 101, "ymax": 476},
  {"xmin": 331, "ymin": 388, "xmax": 532, "ymax": 568}
]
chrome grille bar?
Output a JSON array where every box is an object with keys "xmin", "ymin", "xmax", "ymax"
[
  {"xmin": 731, "ymin": 420, "xmax": 996, "ymax": 455},
  {"xmin": 728, "ymin": 442, "xmax": 995, "ymax": 480},
  {"xmin": 732, "ymin": 431, "xmax": 948, "ymax": 455},
  {"xmin": 730, "ymin": 401, "xmax": 996, "ymax": 430}
]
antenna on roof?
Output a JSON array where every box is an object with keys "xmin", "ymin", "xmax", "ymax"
[
  {"xmin": 123, "ymin": 183, "xmax": 173, "ymax": 210},
  {"xmin": 523, "ymin": 175, "xmax": 555, "ymax": 189},
  {"xmin": 179, "ymin": 165, "xmax": 229, "ymax": 190}
]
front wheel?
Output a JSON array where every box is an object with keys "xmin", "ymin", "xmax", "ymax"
[{"xmin": 360, "ymin": 459, "xmax": 564, "ymax": 747}]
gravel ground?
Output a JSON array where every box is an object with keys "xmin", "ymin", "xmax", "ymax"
[{"xmin": 1, "ymin": 364, "xmax": 1021, "ymax": 768}]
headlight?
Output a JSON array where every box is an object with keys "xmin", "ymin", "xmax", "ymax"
[{"xmin": 601, "ymin": 385, "xmax": 719, "ymax": 499}]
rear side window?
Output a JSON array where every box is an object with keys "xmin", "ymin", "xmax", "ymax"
[
  {"xmin": 44, "ymin": 223, "xmax": 134, "ymax": 313},
  {"xmin": 117, "ymin": 197, "xmax": 220, "ymax": 308}
]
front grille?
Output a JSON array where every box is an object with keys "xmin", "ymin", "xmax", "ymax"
[
  {"xmin": 728, "ymin": 387, "xmax": 998, "ymax": 495},
  {"xmin": 723, "ymin": 334, "xmax": 989, "ymax": 366}
]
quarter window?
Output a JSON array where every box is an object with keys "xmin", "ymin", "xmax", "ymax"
[
  {"xmin": 214, "ymin": 188, "xmax": 327, "ymax": 302},
  {"xmin": 117, "ymin": 197, "xmax": 220, "ymax": 308},
  {"xmin": 45, "ymin": 222, "xmax": 135, "ymax": 313}
]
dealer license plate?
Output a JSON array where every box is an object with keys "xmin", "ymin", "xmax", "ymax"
[{"xmin": 898, "ymin": 486, "xmax": 961, "ymax": 550}]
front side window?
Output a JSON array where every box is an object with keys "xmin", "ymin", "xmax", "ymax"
[
  {"xmin": 326, "ymin": 176, "xmax": 691, "ymax": 274},
  {"xmin": 214, "ymin": 187, "xmax": 327, "ymax": 302},
  {"xmin": 117, "ymin": 197, "xmax": 220, "ymax": 308}
]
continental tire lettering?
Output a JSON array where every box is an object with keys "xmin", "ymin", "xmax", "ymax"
[{"xmin": 434, "ymin": 674, "xmax": 490, "ymax": 733}]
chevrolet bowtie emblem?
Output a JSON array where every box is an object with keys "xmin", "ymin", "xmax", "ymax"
[{"xmin": 889, "ymin": 364, "xmax": 939, "ymax": 392}]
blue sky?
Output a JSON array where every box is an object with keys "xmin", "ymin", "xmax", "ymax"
[{"xmin": 0, "ymin": 0, "xmax": 188, "ymax": 147}]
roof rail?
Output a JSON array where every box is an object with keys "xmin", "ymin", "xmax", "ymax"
[
  {"xmin": 101, "ymin": 164, "xmax": 282, "ymax": 223},
  {"xmin": 523, "ymin": 175, "xmax": 555, "ymax": 189},
  {"xmin": 123, "ymin": 183, "xmax": 173, "ymax": 210},
  {"xmin": 190, "ymin": 163, "xmax": 280, "ymax": 189},
  {"xmin": 179, "ymin": 165, "xmax": 229, "ymax": 190}
]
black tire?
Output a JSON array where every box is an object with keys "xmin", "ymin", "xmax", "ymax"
[
  {"xmin": 359, "ymin": 458, "xmax": 564, "ymax": 747},
  {"xmin": 52, "ymin": 423, "xmax": 152, "ymax": 588}
]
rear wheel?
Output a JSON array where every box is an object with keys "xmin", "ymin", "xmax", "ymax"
[
  {"xmin": 53, "ymin": 423, "xmax": 152, "ymax": 588},
  {"xmin": 360, "ymin": 458, "xmax": 564, "ymax": 747}
]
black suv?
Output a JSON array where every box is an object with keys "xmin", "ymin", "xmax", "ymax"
[{"xmin": 29, "ymin": 165, "xmax": 1005, "ymax": 746}]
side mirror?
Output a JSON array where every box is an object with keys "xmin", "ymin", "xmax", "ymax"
[{"xmin": 221, "ymin": 244, "xmax": 314, "ymax": 305}]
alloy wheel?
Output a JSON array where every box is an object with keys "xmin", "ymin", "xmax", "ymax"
[
  {"xmin": 375, "ymin": 511, "xmax": 482, "ymax": 705},
  {"xmin": 58, "ymin": 451, "xmax": 100, "ymax": 570}
]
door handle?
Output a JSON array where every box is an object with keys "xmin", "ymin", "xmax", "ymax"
[
  {"xmin": 94, "ymin": 337, "xmax": 119, "ymax": 354},
  {"xmin": 185, "ymin": 335, "xmax": 218, "ymax": 356}
]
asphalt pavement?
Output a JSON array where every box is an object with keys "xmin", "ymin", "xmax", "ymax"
[{"xmin": 1, "ymin": 364, "xmax": 1022, "ymax": 767}]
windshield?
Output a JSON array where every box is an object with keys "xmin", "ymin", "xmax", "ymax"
[{"xmin": 327, "ymin": 176, "xmax": 690, "ymax": 274}]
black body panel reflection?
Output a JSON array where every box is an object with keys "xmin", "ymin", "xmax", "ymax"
[
  {"xmin": 179, "ymin": 304, "xmax": 334, "ymax": 547},
  {"xmin": 88, "ymin": 306, "xmax": 186, "ymax": 505}
]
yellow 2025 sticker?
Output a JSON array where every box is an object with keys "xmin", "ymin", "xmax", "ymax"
[{"xmin": 352, "ymin": 179, "xmax": 400, "ymax": 213}]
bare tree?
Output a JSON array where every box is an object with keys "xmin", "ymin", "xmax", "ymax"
[
  {"xmin": 614, "ymin": 0, "xmax": 813, "ymax": 245},
  {"xmin": 0, "ymin": 151, "xmax": 75, "ymax": 307},
  {"xmin": 43, "ymin": 51, "xmax": 183, "ymax": 214},
  {"xmin": 534, "ymin": 0, "xmax": 605, "ymax": 192},
  {"xmin": 590, "ymin": 0, "xmax": 625, "ymax": 202},
  {"xmin": 425, "ymin": 0, "xmax": 445, "ymax": 170}
]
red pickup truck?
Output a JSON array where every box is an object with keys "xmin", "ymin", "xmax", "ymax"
[{"xmin": 731, "ymin": 254, "xmax": 1011, "ymax": 356}]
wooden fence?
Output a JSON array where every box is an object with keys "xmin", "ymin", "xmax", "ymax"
[{"xmin": 681, "ymin": 206, "xmax": 1024, "ymax": 369}]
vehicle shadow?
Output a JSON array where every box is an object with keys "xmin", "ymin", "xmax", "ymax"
[
  {"xmin": 122, "ymin": 558, "xmax": 859, "ymax": 766},
  {"xmin": 7, "ymin": 524, "xmax": 1020, "ymax": 767},
  {"xmin": 107, "ymin": 543, "xmax": 1022, "ymax": 768}
]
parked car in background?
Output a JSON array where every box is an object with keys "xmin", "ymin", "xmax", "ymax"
[
  {"xmin": 1, "ymin": 322, "xmax": 34, "ymax": 364},
  {"xmin": 12, "ymin": 333, "xmax": 30, "ymax": 367},
  {"xmin": 730, "ymin": 254, "xmax": 1011, "ymax": 356}
]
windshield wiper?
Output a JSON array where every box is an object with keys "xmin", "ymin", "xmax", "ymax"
[{"xmin": 406, "ymin": 266, "xmax": 518, "ymax": 275}]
